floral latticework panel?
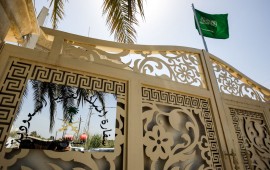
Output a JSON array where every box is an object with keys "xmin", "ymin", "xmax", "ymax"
[
  {"xmin": 0, "ymin": 59, "xmax": 127, "ymax": 169},
  {"xmin": 62, "ymin": 41, "xmax": 206, "ymax": 88},
  {"xmin": 229, "ymin": 108, "xmax": 270, "ymax": 170},
  {"xmin": 212, "ymin": 60, "xmax": 269, "ymax": 102},
  {"xmin": 142, "ymin": 86, "xmax": 224, "ymax": 169}
]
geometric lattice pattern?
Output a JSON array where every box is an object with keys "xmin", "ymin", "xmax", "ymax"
[
  {"xmin": 0, "ymin": 58, "xmax": 127, "ymax": 169},
  {"xmin": 142, "ymin": 86, "xmax": 224, "ymax": 169},
  {"xmin": 229, "ymin": 108, "xmax": 270, "ymax": 170},
  {"xmin": 0, "ymin": 61, "xmax": 31, "ymax": 152}
]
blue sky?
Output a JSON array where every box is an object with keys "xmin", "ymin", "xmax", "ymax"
[
  {"xmin": 13, "ymin": 81, "xmax": 117, "ymax": 140},
  {"xmin": 34, "ymin": 0, "xmax": 270, "ymax": 89}
]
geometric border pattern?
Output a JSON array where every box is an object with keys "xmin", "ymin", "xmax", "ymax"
[
  {"xmin": 229, "ymin": 108, "xmax": 252, "ymax": 170},
  {"xmin": 229, "ymin": 108, "xmax": 270, "ymax": 170},
  {"xmin": 142, "ymin": 86, "xmax": 224, "ymax": 169},
  {"xmin": 0, "ymin": 58, "xmax": 127, "ymax": 169},
  {"xmin": 0, "ymin": 61, "xmax": 32, "ymax": 152}
]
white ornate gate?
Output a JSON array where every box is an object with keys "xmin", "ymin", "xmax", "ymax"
[{"xmin": 0, "ymin": 27, "xmax": 269, "ymax": 169}]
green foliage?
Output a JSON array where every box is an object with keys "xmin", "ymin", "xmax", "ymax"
[
  {"xmin": 67, "ymin": 106, "xmax": 79, "ymax": 123},
  {"xmin": 9, "ymin": 130, "xmax": 19, "ymax": 138},
  {"xmin": 49, "ymin": 0, "xmax": 66, "ymax": 29},
  {"xmin": 67, "ymin": 107, "xmax": 79, "ymax": 114},
  {"xmin": 49, "ymin": 136, "xmax": 55, "ymax": 140},
  {"xmin": 47, "ymin": 0, "xmax": 145, "ymax": 43},
  {"xmin": 30, "ymin": 131, "xmax": 41, "ymax": 138},
  {"xmin": 106, "ymin": 140, "xmax": 115, "ymax": 148},
  {"xmin": 88, "ymin": 134, "xmax": 102, "ymax": 149},
  {"xmin": 30, "ymin": 80, "xmax": 106, "ymax": 132},
  {"xmin": 29, "ymin": 131, "xmax": 49, "ymax": 140}
]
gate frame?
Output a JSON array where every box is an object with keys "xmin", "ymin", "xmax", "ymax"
[{"xmin": 0, "ymin": 27, "xmax": 269, "ymax": 169}]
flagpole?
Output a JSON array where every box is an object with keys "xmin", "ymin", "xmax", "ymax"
[{"xmin": 192, "ymin": 3, "xmax": 209, "ymax": 52}]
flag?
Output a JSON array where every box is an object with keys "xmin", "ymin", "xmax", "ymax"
[{"xmin": 194, "ymin": 9, "xmax": 229, "ymax": 39}]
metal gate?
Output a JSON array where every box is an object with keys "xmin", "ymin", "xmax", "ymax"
[{"xmin": 0, "ymin": 27, "xmax": 269, "ymax": 169}]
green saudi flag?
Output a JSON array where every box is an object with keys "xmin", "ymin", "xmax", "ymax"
[{"xmin": 195, "ymin": 9, "xmax": 229, "ymax": 39}]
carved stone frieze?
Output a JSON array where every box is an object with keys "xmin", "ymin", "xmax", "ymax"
[
  {"xmin": 142, "ymin": 86, "xmax": 224, "ymax": 169},
  {"xmin": 212, "ymin": 60, "xmax": 269, "ymax": 102},
  {"xmin": 230, "ymin": 108, "xmax": 270, "ymax": 170},
  {"xmin": 62, "ymin": 41, "xmax": 206, "ymax": 88},
  {"xmin": 0, "ymin": 59, "xmax": 127, "ymax": 169}
]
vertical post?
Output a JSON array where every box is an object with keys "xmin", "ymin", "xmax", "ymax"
[
  {"xmin": 0, "ymin": 3, "xmax": 10, "ymax": 44},
  {"xmin": 127, "ymin": 79, "xmax": 143, "ymax": 170},
  {"xmin": 48, "ymin": 35, "xmax": 64, "ymax": 64},
  {"xmin": 192, "ymin": 4, "xmax": 209, "ymax": 52},
  {"xmin": 200, "ymin": 50, "xmax": 235, "ymax": 169},
  {"xmin": 55, "ymin": 131, "xmax": 58, "ymax": 140},
  {"xmin": 77, "ymin": 116, "xmax": 82, "ymax": 140},
  {"xmin": 23, "ymin": 7, "xmax": 49, "ymax": 49}
]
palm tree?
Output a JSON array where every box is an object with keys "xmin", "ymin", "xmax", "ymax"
[
  {"xmin": 30, "ymin": 80, "xmax": 106, "ymax": 132},
  {"xmin": 16, "ymin": 0, "xmax": 141, "ymax": 133},
  {"xmin": 66, "ymin": 106, "xmax": 79, "ymax": 123},
  {"xmin": 49, "ymin": 0, "xmax": 145, "ymax": 43},
  {"xmin": 31, "ymin": 80, "xmax": 75, "ymax": 132}
]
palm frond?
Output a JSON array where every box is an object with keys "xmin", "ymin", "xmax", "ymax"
[
  {"xmin": 76, "ymin": 88, "xmax": 106, "ymax": 108},
  {"xmin": 14, "ymin": 82, "xmax": 29, "ymax": 120},
  {"xmin": 49, "ymin": 0, "xmax": 67, "ymax": 29},
  {"xmin": 94, "ymin": 91, "xmax": 106, "ymax": 109},
  {"xmin": 76, "ymin": 88, "xmax": 89, "ymax": 108},
  {"xmin": 102, "ymin": 0, "xmax": 145, "ymax": 43},
  {"xmin": 47, "ymin": 83, "xmax": 57, "ymax": 132},
  {"xmin": 136, "ymin": 0, "xmax": 145, "ymax": 20},
  {"xmin": 127, "ymin": 0, "xmax": 145, "ymax": 20},
  {"xmin": 47, "ymin": 0, "xmax": 145, "ymax": 42},
  {"xmin": 67, "ymin": 106, "xmax": 79, "ymax": 123},
  {"xmin": 31, "ymin": 80, "xmax": 47, "ymax": 113},
  {"xmin": 57, "ymin": 85, "xmax": 75, "ymax": 121}
]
